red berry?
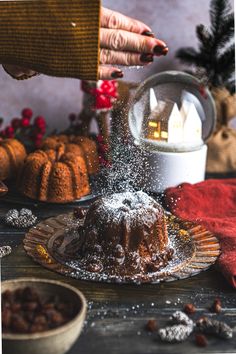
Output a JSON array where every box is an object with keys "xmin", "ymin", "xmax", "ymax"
[
  {"xmin": 0, "ymin": 130, "xmax": 6, "ymax": 137},
  {"xmin": 97, "ymin": 134, "xmax": 104, "ymax": 143},
  {"xmin": 35, "ymin": 139, "xmax": 42, "ymax": 148},
  {"xmin": 11, "ymin": 118, "xmax": 21, "ymax": 129},
  {"xmin": 5, "ymin": 126, "xmax": 15, "ymax": 138},
  {"xmin": 22, "ymin": 108, "xmax": 33, "ymax": 120},
  {"xmin": 34, "ymin": 116, "xmax": 46, "ymax": 129},
  {"xmin": 40, "ymin": 127, "xmax": 46, "ymax": 134},
  {"xmin": 35, "ymin": 133, "xmax": 43, "ymax": 140},
  {"xmin": 69, "ymin": 113, "xmax": 76, "ymax": 122},
  {"xmin": 99, "ymin": 144, "xmax": 108, "ymax": 154},
  {"xmin": 98, "ymin": 156, "xmax": 106, "ymax": 164},
  {"xmin": 21, "ymin": 118, "xmax": 30, "ymax": 127},
  {"xmin": 95, "ymin": 94, "xmax": 112, "ymax": 110}
]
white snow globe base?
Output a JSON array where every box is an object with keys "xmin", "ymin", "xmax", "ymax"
[{"xmin": 138, "ymin": 144, "xmax": 208, "ymax": 193}]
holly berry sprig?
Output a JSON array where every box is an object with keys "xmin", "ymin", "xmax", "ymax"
[{"xmin": 0, "ymin": 108, "xmax": 47, "ymax": 149}]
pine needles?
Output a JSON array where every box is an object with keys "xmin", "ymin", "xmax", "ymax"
[{"xmin": 176, "ymin": 0, "xmax": 235, "ymax": 93}]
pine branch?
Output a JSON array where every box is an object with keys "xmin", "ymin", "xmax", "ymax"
[
  {"xmin": 176, "ymin": 48, "xmax": 206, "ymax": 67},
  {"xmin": 218, "ymin": 45, "xmax": 235, "ymax": 81},
  {"xmin": 210, "ymin": 0, "xmax": 232, "ymax": 55},
  {"xmin": 210, "ymin": 0, "xmax": 231, "ymax": 35},
  {"xmin": 196, "ymin": 24, "xmax": 212, "ymax": 48},
  {"xmin": 217, "ymin": 14, "xmax": 235, "ymax": 49},
  {"xmin": 175, "ymin": 0, "xmax": 234, "ymax": 91}
]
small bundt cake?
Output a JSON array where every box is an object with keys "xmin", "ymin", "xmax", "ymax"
[
  {"xmin": 41, "ymin": 135, "xmax": 99, "ymax": 175},
  {"xmin": 19, "ymin": 145, "xmax": 90, "ymax": 203},
  {"xmin": 78, "ymin": 191, "xmax": 173, "ymax": 277},
  {"xmin": 0, "ymin": 139, "xmax": 27, "ymax": 180}
]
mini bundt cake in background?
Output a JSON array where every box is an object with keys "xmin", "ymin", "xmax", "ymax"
[
  {"xmin": 18, "ymin": 145, "xmax": 90, "ymax": 203},
  {"xmin": 0, "ymin": 139, "xmax": 27, "ymax": 180},
  {"xmin": 78, "ymin": 191, "xmax": 173, "ymax": 277},
  {"xmin": 41, "ymin": 135, "xmax": 99, "ymax": 175}
]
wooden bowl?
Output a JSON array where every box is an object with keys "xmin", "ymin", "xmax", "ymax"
[{"xmin": 2, "ymin": 278, "xmax": 87, "ymax": 354}]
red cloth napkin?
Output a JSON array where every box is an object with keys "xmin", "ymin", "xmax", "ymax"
[{"xmin": 164, "ymin": 179, "xmax": 236, "ymax": 288}]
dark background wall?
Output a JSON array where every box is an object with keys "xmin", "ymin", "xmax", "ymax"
[{"xmin": 0, "ymin": 0, "xmax": 234, "ymax": 131}]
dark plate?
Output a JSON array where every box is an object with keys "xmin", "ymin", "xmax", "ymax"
[{"xmin": 23, "ymin": 211, "xmax": 220, "ymax": 284}]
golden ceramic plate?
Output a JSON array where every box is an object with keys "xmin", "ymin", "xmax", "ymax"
[{"xmin": 23, "ymin": 211, "xmax": 220, "ymax": 284}]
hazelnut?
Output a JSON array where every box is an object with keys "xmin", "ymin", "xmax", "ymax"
[
  {"xmin": 195, "ymin": 334, "xmax": 208, "ymax": 347},
  {"xmin": 211, "ymin": 298, "xmax": 222, "ymax": 313},
  {"xmin": 184, "ymin": 303, "xmax": 196, "ymax": 315},
  {"xmin": 145, "ymin": 319, "xmax": 158, "ymax": 332}
]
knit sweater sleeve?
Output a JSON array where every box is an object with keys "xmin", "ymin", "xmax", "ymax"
[{"xmin": 0, "ymin": 0, "xmax": 100, "ymax": 80}]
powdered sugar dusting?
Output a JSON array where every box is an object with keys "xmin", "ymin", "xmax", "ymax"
[{"xmin": 87, "ymin": 191, "xmax": 164, "ymax": 227}]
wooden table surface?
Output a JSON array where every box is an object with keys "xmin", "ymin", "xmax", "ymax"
[{"xmin": 1, "ymin": 199, "xmax": 236, "ymax": 354}]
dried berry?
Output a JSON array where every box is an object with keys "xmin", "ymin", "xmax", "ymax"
[
  {"xmin": 2, "ymin": 308, "xmax": 12, "ymax": 328},
  {"xmin": 22, "ymin": 301, "xmax": 38, "ymax": 312},
  {"xmin": 34, "ymin": 315, "xmax": 47, "ymax": 326},
  {"xmin": 11, "ymin": 303, "xmax": 22, "ymax": 312},
  {"xmin": 195, "ymin": 333, "xmax": 208, "ymax": 347},
  {"xmin": 46, "ymin": 309, "xmax": 64, "ymax": 326},
  {"xmin": 43, "ymin": 303, "xmax": 55, "ymax": 311},
  {"xmin": 11, "ymin": 314, "xmax": 29, "ymax": 333},
  {"xmin": 2, "ymin": 287, "xmax": 76, "ymax": 334},
  {"xmin": 210, "ymin": 298, "xmax": 222, "ymax": 313},
  {"xmin": 2, "ymin": 289, "xmax": 13, "ymax": 303},
  {"xmin": 29, "ymin": 324, "xmax": 47, "ymax": 333},
  {"xmin": 14, "ymin": 288, "xmax": 24, "ymax": 299},
  {"xmin": 24, "ymin": 312, "xmax": 35, "ymax": 323},
  {"xmin": 184, "ymin": 303, "xmax": 196, "ymax": 315},
  {"xmin": 22, "ymin": 287, "xmax": 39, "ymax": 302},
  {"xmin": 145, "ymin": 319, "xmax": 158, "ymax": 332}
]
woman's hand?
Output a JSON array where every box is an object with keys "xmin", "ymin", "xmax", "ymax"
[{"xmin": 99, "ymin": 7, "xmax": 168, "ymax": 79}]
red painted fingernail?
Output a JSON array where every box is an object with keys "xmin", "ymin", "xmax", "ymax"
[
  {"xmin": 111, "ymin": 71, "xmax": 124, "ymax": 78},
  {"xmin": 142, "ymin": 31, "xmax": 155, "ymax": 38},
  {"xmin": 153, "ymin": 45, "xmax": 168, "ymax": 56},
  {"xmin": 162, "ymin": 47, "xmax": 169, "ymax": 56},
  {"xmin": 140, "ymin": 53, "xmax": 154, "ymax": 63}
]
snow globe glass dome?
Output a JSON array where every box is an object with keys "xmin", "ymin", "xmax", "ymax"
[
  {"xmin": 128, "ymin": 71, "xmax": 216, "ymax": 193},
  {"xmin": 129, "ymin": 71, "xmax": 216, "ymax": 153}
]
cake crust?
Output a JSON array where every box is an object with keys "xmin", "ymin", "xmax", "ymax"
[{"xmin": 78, "ymin": 191, "xmax": 173, "ymax": 276}]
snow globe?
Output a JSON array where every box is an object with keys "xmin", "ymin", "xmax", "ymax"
[{"xmin": 128, "ymin": 71, "xmax": 216, "ymax": 192}]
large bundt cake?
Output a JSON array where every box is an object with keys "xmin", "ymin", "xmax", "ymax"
[
  {"xmin": 0, "ymin": 139, "xmax": 27, "ymax": 180},
  {"xmin": 41, "ymin": 135, "xmax": 99, "ymax": 175},
  {"xmin": 18, "ymin": 145, "xmax": 90, "ymax": 203},
  {"xmin": 77, "ymin": 191, "xmax": 173, "ymax": 277}
]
